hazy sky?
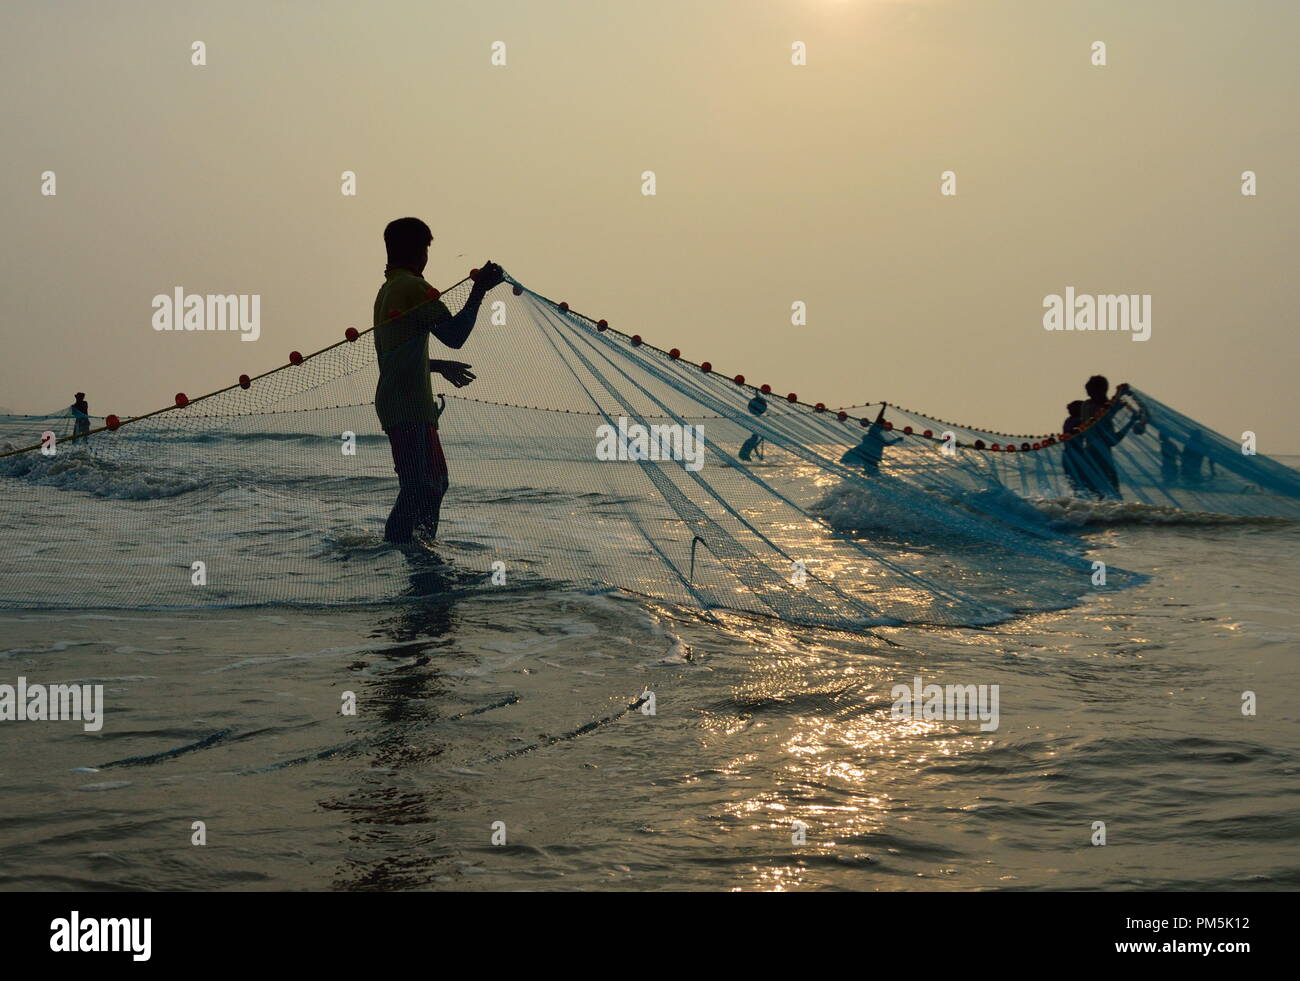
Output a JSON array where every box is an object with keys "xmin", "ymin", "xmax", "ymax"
[{"xmin": 1, "ymin": 0, "xmax": 1296, "ymax": 446}]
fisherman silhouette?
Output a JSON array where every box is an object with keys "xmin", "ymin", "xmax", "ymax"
[
  {"xmin": 738, "ymin": 392, "xmax": 767, "ymax": 462},
  {"xmin": 372, "ymin": 217, "xmax": 504, "ymax": 545},
  {"xmin": 840, "ymin": 405, "xmax": 902, "ymax": 474},
  {"xmin": 1078, "ymin": 376, "xmax": 1138, "ymax": 499},
  {"xmin": 71, "ymin": 393, "xmax": 90, "ymax": 437},
  {"xmin": 1061, "ymin": 400, "xmax": 1098, "ymax": 496},
  {"xmin": 1180, "ymin": 429, "xmax": 1216, "ymax": 483}
]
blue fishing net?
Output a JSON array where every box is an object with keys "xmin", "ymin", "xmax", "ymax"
[{"xmin": 2, "ymin": 271, "xmax": 1291, "ymax": 624}]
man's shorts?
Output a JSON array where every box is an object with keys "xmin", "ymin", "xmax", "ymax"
[{"xmin": 385, "ymin": 423, "xmax": 449, "ymax": 496}]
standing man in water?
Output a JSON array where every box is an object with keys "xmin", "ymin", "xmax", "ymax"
[
  {"xmin": 1079, "ymin": 375, "xmax": 1139, "ymax": 499},
  {"xmin": 373, "ymin": 217, "xmax": 503, "ymax": 545},
  {"xmin": 1061, "ymin": 400, "xmax": 1096, "ymax": 496},
  {"xmin": 840, "ymin": 404, "xmax": 903, "ymax": 474},
  {"xmin": 71, "ymin": 392, "xmax": 90, "ymax": 437}
]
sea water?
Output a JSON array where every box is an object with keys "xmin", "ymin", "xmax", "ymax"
[{"xmin": 0, "ymin": 428, "xmax": 1296, "ymax": 891}]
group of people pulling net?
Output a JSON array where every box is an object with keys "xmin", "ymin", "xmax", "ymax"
[{"xmin": 2, "ymin": 221, "xmax": 1296, "ymax": 624}]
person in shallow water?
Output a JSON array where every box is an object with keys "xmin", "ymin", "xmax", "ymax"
[
  {"xmin": 1179, "ymin": 429, "xmax": 1217, "ymax": 483},
  {"xmin": 1061, "ymin": 400, "xmax": 1098, "ymax": 496},
  {"xmin": 70, "ymin": 392, "xmax": 90, "ymax": 436},
  {"xmin": 372, "ymin": 217, "xmax": 504, "ymax": 544},
  {"xmin": 1157, "ymin": 428, "xmax": 1181, "ymax": 483},
  {"xmin": 1078, "ymin": 375, "xmax": 1139, "ymax": 499},
  {"xmin": 738, "ymin": 392, "xmax": 767, "ymax": 461},
  {"xmin": 840, "ymin": 404, "xmax": 902, "ymax": 474}
]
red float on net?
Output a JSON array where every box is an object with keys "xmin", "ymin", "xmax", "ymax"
[
  {"xmin": 669, "ymin": 348, "xmax": 680, "ymax": 359},
  {"xmin": 239, "ymin": 374, "xmax": 251, "ymax": 389},
  {"xmin": 290, "ymin": 351, "xmax": 303, "ymax": 365},
  {"xmin": 904, "ymin": 426, "xmax": 913, "ymax": 434},
  {"xmin": 559, "ymin": 302, "xmax": 569, "ymax": 312},
  {"xmin": 701, "ymin": 362, "xmax": 712, "ymax": 373},
  {"xmin": 631, "ymin": 335, "xmax": 642, "ymax": 346},
  {"xmin": 883, "ymin": 421, "xmax": 893, "ymax": 430},
  {"xmin": 174, "ymin": 393, "xmax": 188, "ymax": 408},
  {"xmin": 469, "ymin": 268, "xmax": 480, "ymax": 280},
  {"xmin": 860, "ymin": 418, "xmax": 869, "ymax": 427},
  {"xmin": 991, "ymin": 443, "xmax": 1001, "ymax": 451},
  {"xmin": 1032, "ymin": 442, "xmax": 1041, "ymax": 450},
  {"xmin": 105, "ymin": 414, "xmax": 121, "ymax": 430},
  {"xmin": 512, "ymin": 284, "xmax": 522, "ymax": 296},
  {"xmin": 923, "ymin": 429, "xmax": 932, "ymax": 438},
  {"xmin": 786, "ymin": 393, "xmax": 797, "ymax": 403},
  {"xmin": 345, "ymin": 327, "xmax": 359, "ymax": 342},
  {"xmin": 760, "ymin": 384, "xmax": 771, "ymax": 394},
  {"xmin": 597, "ymin": 319, "xmax": 608, "ymax": 330},
  {"xmin": 815, "ymin": 402, "xmax": 826, "ymax": 412},
  {"xmin": 734, "ymin": 375, "xmax": 745, "ymax": 385},
  {"xmin": 837, "ymin": 411, "xmax": 848, "ymax": 421}
]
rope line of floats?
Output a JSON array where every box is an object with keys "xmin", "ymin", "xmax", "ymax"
[
  {"xmin": 519, "ymin": 279, "xmax": 1132, "ymax": 454},
  {"xmin": 836, "ymin": 404, "xmax": 1058, "ymax": 441},
  {"xmin": 0, "ymin": 269, "xmax": 1127, "ymax": 459}
]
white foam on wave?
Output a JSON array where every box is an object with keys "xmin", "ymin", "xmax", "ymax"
[
  {"xmin": 1031, "ymin": 497, "xmax": 1286, "ymax": 528},
  {"xmin": 0, "ymin": 447, "xmax": 201, "ymax": 500},
  {"xmin": 810, "ymin": 481, "xmax": 933, "ymax": 535},
  {"xmin": 814, "ymin": 479, "xmax": 1286, "ymax": 534}
]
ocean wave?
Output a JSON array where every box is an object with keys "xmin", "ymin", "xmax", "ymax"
[
  {"xmin": 810, "ymin": 481, "xmax": 936, "ymax": 536},
  {"xmin": 816, "ymin": 478, "xmax": 1293, "ymax": 533},
  {"xmin": 1031, "ymin": 497, "xmax": 1293, "ymax": 527},
  {"xmin": 0, "ymin": 446, "xmax": 203, "ymax": 500},
  {"xmin": 810, "ymin": 480, "xmax": 1057, "ymax": 542}
]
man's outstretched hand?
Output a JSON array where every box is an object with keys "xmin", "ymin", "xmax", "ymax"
[
  {"xmin": 430, "ymin": 360, "xmax": 476, "ymax": 388},
  {"xmin": 472, "ymin": 261, "xmax": 505, "ymax": 292}
]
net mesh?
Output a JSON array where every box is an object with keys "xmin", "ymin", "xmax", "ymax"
[
  {"xmin": 841, "ymin": 388, "xmax": 1300, "ymax": 523},
  {"xmin": 2, "ymin": 270, "xmax": 1293, "ymax": 624}
]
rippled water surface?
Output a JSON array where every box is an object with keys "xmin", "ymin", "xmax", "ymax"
[{"xmin": 2, "ymin": 510, "xmax": 1296, "ymax": 891}]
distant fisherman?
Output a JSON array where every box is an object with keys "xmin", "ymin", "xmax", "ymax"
[
  {"xmin": 1157, "ymin": 428, "xmax": 1180, "ymax": 483},
  {"xmin": 1179, "ymin": 429, "xmax": 1216, "ymax": 483},
  {"xmin": 71, "ymin": 392, "xmax": 90, "ymax": 436},
  {"xmin": 1061, "ymin": 400, "xmax": 1096, "ymax": 496},
  {"xmin": 1079, "ymin": 375, "xmax": 1137, "ymax": 499},
  {"xmin": 739, "ymin": 392, "xmax": 767, "ymax": 462},
  {"xmin": 841, "ymin": 404, "xmax": 902, "ymax": 474},
  {"xmin": 372, "ymin": 217, "xmax": 504, "ymax": 545}
]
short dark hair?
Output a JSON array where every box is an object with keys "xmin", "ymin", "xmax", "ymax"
[
  {"xmin": 383, "ymin": 217, "xmax": 432, "ymax": 265},
  {"xmin": 1085, "ymin": 375, "xmax": 1109, "ymax": 400}
]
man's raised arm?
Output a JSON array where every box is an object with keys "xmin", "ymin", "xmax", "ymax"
[{"xmin": 426, "ymin": 261, "xmax": 505, "ymax": 350}]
